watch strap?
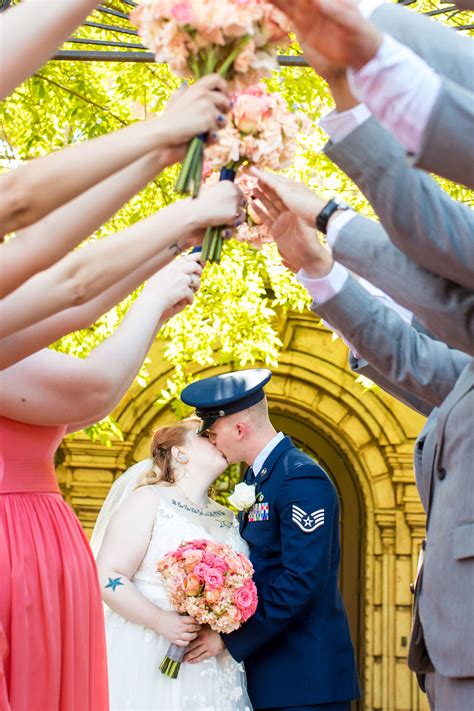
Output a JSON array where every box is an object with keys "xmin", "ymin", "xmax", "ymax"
[{"xmin": 316, "ymin": 198, "xmax": 345, "ymax": 235}]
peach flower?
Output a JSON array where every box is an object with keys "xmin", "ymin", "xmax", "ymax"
[{"xmin": 182, "ymin": 573, "xmax": 202, "ymax": 596}]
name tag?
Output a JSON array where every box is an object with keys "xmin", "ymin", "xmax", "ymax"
[{"xmin": 248, "ymin": 502, "xmax": 269, "ymax": 522}]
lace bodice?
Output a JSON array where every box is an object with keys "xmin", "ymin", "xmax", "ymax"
[{"xmin": 132, "ymin": 490, "xmax": 249, "ymax": 590}]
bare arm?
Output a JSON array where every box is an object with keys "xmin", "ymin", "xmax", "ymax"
[
  {"xmin": 0, "ymin": 239, "xmax": 200, "ymax": 370},
  {"xmin": 0, "ymin": 147, "xmax": 179, "ymax": 299},
  {"xmin": 96, "ymin": 485, "xmax": 200, "ymax": 645},
  {"xmin": 0, "ymin": 180, "xmax": 241, "ymax": 339},
  {"xmin": 0, "ymin": 74, "xmax": 229, "ymax": 239},
  {"xmin": 0, "ymin": 256, "xmax": 202, "ymax": 425},
  {"xmin": 0, "ymin": 0, "xmax": 99, "ymax": 100}
]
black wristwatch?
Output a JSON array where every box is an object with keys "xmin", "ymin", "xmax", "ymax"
[{"xmin": 315, "ymin": 197, "xmax": 350, "ymax": 235}]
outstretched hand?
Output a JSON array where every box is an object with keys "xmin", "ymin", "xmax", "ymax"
[
  {"xmin": 250, "ymin": 168, "xmax": 325, "ymax": 227},
  {"xmin": 269, "ymin": 0, "xmax": 382, "ymax": 71},
  {"xmin": 147, "ymin": 252, "xmax": 203, "ymax": 320},
  {"xmin": 249, "ymin": 170, "xmax": 333, "ymax": 277}
]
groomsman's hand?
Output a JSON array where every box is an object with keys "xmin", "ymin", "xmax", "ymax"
[
  {"xmin": 250, "ymin": 168, "xmax": 325, "ymax": 227},
  {"xmin": 270, "ymin": 0, "xmax": 382, "ymax": 70},
  {"xmin": 184, "ymin": 626, "xmax": 225, "ymax": 663}
]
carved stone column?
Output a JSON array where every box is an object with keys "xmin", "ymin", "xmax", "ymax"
[
  {"xmin": 57, "ymin": 438, "xmax": 134, "ymax": 538},
  {"xmin": 404, "ymin": 487, "xmax": 429, "ymax": 711},
  {"xmin": 374, "ymin": 511, "xmax": 396, "ymax": 711}
]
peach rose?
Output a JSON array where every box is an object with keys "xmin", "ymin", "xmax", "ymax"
[
  {"xmin": 182, "ymin": 549, "xmax": 204, "ymax": 571},
  {"xmin": 233, "ymin": 93, "xmax": 272, "ymax": 134},
  {"xmin": 182, "ymin": 573, "xmax": 202, "ymax": 596},
  {"xmin": 205, "ymin": 587, "xmax": 223, "ymax": 604}
]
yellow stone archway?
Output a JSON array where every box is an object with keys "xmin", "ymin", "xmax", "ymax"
[{"xmin": 58, "ymin": 310, "xmax": 428, "ymax": 711}]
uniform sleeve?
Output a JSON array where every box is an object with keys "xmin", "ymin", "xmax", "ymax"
[{"xmin": 223, "ymin": 468, "xmax": 337, "ymax": 662}]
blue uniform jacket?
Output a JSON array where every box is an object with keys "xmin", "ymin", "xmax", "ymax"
[{"xmin": 223, "ymin": 436, "xmax": 360, "ymax": 709}]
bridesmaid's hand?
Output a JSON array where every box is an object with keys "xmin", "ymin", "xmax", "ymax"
[
  {"xmin": 155, "ymin": 611, "xmax": 201, "ymax": 647},
  {"xmin": 157, "ymin": 74, "xmax": 231, "ymax": 146}
]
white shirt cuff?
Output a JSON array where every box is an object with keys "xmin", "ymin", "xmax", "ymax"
[
  {"xmin": 320, "ymin": 103, "xmax": 372, "ymax": 143},
  {"xmin": 326, "ymin": 209, "xmax": 357, "ymax": 248},
  {"xmin": 348, "ymin": 33, "xmax": 441, "ymax": 155},
  {"xmin": 297, "ymin": 261, "xmax": 349, "ymax": 304}
]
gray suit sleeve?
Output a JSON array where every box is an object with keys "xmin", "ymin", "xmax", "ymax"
[
  {"xmin": 312, "ymin": 275, "xmax": 470, "ymax": 408},
  {"xmin": 370, "ymin": 3, "xmax": 474, "ymax": 92},
  {"xmin": 325, "ymin": 116, "xmax": 474, "ymax": 289},
  {"xmin": 415, "ymin": 78, "xmax": 474, "ymax": 190},
  {"xmin": 330, "ymin": 213, "xmax": 474, "ymax": 355},
  {"xmin": 349, "ymin": 354, "xmax": 434, "ymax": 416}
]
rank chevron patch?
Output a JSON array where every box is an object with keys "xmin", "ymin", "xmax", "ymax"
[{"xmin": 291, "ymin": 505, "xmax": 325, "ymax": 533}]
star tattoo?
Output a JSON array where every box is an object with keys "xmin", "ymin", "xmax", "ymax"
[{"xmin": 105, "ymin": 576, "xmax": 124, "ymax": 592}]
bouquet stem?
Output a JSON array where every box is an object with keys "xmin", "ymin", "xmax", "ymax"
[
  {"xmin": 175, "ymin": 134, "xmax": 206, "ymax": 196},
  {"xmin": 159, "ymin": 643, "xmax": 186, "ymax": 680},
  {"xmin": 202, "ymin": 167, "xmax": 237, "ymax": 263}
]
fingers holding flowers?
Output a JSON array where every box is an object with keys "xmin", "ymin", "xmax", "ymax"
[
  {"xmin": 160, "ymin": 74, "xmax": 232, "ymax": 147},
  {"xmin": 155, "ymin": 611, "xmax": 201, "ymax": 647},
  {"xmin": 150, "ymin": 252, "xmax": 203, "ymax": 316},
  {"xmin": 193, "ymin": 181, "xmax": 244, "ymax": 230}
]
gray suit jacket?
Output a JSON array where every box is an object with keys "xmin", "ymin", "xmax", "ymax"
[
  {"xmin": 349, "ymin": 354, "xmax": 432, "ymax": 417},
  {"xmin": 325, "ymin": 117, "xmax": 474, "ymax": 290},
  {"xmin": 313, "ymin": 276, "xmax": 470, "ymax": 412},
  {"xmin": 313, "ymin": 278, "xmax": 474, "ymax": 677},
  {"xmin": 370, "ymin": 3, "xmax": 474, "ymax": 189},
  {"xmin": 330, "ymin": 213, "xmax": 474, "ymax": 355},
  {"xmin": 417, "ymin": 359, "xmax": 474, "ymax": 677},
  {"xmin": 371, "ymin": 3, "xmax": 474, "ymax": 92},
  {"xmin": 415, "ymin": 78, "xmax": 474, "ymax": 190}
]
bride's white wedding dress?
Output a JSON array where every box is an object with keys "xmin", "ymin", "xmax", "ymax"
[{"xmin": 104, "ymin": 487, "xmax": 252, "ymax": 711}]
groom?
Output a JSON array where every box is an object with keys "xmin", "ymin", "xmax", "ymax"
[{"xmin": 182, "ymin": 368, "xmax": 360, "ymax": 711}]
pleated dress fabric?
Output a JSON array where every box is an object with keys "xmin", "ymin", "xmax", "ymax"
[{"xmin": 0, "ymin": 416, "xmax": 108, "ymax": 710}]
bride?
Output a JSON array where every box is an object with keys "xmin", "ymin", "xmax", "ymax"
[{"xmin": 92, "ymin": 417, "xmax": 252, "ymax": 711}]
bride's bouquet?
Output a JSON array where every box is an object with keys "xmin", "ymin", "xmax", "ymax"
[
  {"xmin": 131, "ymin": 0, "xmax": 290, "ymax": 196},
  {"xmin": 156, "ymin": 538, "xmax": 258, "ymax": 678},
  {"xmin": 202, "ymin": 84, "xmax": 307, "ymax": 260}
]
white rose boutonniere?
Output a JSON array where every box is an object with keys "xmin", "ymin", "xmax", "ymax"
[{"xmin": 228, "ymin": 482, "xmax": 257, "ymax": 512}]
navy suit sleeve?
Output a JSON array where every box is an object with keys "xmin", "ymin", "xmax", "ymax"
[{"xmin": 223, "ymin": 466, "xmax": 337, "ymax": 662}]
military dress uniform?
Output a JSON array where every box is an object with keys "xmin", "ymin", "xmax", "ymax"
[{"xmin": 181, "ymin": 369, "xmax": 360, "ymax": 711}]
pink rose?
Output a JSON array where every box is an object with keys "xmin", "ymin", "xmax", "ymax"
[
  {"xmin": 202, "ymin": 567, "xmax": 225, "ymax": 590},
  {"xmin": 234, "ymin": 580, "xmax": 258, "ymax": 621},
  {"xmin": 171, "ymin": 2, "xmax": 193, "ymax": 25},
  {"xmin": 182, "ymin": 573, "xmax": 202, "ymax": 596},
  {"xmin": 202, "ymin": 553, "xmax": 229, "ymax": 574},
  {"xmin": 193, "ymin": 562, "xmax": 211, "ymax": 580}
]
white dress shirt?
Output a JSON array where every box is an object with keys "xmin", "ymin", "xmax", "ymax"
[
  {"xmin": 252, "ymin": 431, "xmax": 285, "ymax": 477},
  {"xmin": 347, "ymin": 33, "xmax": 442, "ymax": 155}
]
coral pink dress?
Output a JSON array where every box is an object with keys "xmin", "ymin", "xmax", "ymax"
[{"xmin": 0, "ymin": 417, "xmax": 109, "ymax": 710}]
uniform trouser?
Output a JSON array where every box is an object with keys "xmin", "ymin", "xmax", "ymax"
[
  {"xmin": 254, "ymin": 703, "xmax": 352, "ymax": 711},
  {"xmin": 425, "ymin": 672, "xmax": 474, "ymax": 710}
]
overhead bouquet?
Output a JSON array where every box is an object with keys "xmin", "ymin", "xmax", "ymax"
[
  {"xmin": 131, "ymin": 0, "xmax": 290, "ymax": 196},
  {"xmin": 201, "ymin": 84, "xmax": 307, "ymax": 261}
]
